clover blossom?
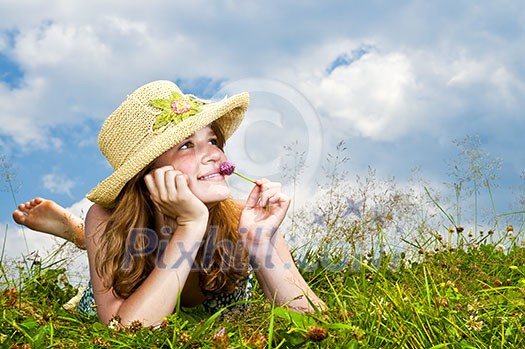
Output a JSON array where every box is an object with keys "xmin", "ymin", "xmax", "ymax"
[
  {"xmin": 219, "ymin": 161, "xmax": 235, "ymax": 176},
  {"xmin": 219, "ymin": 161, "xmax": 255, "ymax": 183}
]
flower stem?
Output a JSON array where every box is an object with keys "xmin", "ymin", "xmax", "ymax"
[
  {"xmin": 234, "ymin": 171, "xmax": 267, "ymax": 211},
  {"xmin": 234, "ymin": 171, "xmax": 256, "ymax": 183}
]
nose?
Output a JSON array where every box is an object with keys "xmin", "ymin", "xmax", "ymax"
[{"xmin": 201, "ymin": 143, "xmax": 222, "ymax": 163}]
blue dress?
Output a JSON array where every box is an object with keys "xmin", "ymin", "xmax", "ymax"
[{"xmin": 76, "ymin": 273, "xmax": 254, "ymax": 317}]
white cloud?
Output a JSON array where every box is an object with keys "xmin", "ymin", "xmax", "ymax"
[
  {"xmin": 311, "ymin": 51, "xmax": 419, "ymax": 140},
  {"xmin": 42, "ymin": 173, "xmax": 76, "ymax": 197},
  {"xmin": 0, "ymin": 0, "xmax": 524, "ymax": 238},
  {"xmin": 275, "ymin": 41, "xmax": 432, "ymax": 141},
  {"xmin": 68, "ymin": 197, "xmax": 92, "ymax": 221},
  {"xmin": 269, "ymin": 34, "xmax": 525, "ymax": 145},
  {"xmin": 0, "ymin": 14, "xmax": 233, "ymax": 146},
  {"xmin": 446, "ymin": 55, "xmax": 525, "ymax": 106},
  {"xmin": 0, "ymin": 78, "xmax": 48, "ymax": 144},
  {"xmin": 1, "ymin": 224, "xmax": 59, "ymax": 260},
  {"xmin": 14, "ymin": 23, "xmax": 110, "ymax": 69},
  {"xmin": 0, "ymin": 4, "xmax": 522, "ymax": 148}
]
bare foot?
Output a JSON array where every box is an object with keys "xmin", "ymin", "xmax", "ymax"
[{"xmin": 12, "ymin": 197, "xmax": 86, "ymax": 249}]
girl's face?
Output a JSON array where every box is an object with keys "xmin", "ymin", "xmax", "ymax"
[{"xmin": 153, "ymin": 125, "xmax": 230, "ymax": 205}]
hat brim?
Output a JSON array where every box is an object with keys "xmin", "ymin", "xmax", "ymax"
[{"xmin": 86, "ymin": 92, "xmax": 249, "ymax": 208}]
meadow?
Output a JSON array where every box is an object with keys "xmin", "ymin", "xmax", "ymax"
[{"xmin": 1, "ymin": 137, "xmax": 525, "ymax": 348}]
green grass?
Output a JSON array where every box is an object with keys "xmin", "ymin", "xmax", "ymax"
[
  {"xmin": 2, "ymin": 137, "xmax": 524, "ymax": 347},
  {"xmin": 1, "ymin": 230, "xmax": 524, "ymax": 348}
]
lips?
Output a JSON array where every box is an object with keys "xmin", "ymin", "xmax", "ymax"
[{"xmin": 198, "ymin": 170, "xmax": 223, "ymax": 181}]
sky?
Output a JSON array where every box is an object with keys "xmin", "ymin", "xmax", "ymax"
[{"xmin": 1, "ymin": 0, "xmax": 525, "ymax": 263}]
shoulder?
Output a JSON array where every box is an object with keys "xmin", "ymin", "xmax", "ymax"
[
  {"xmin": 85, "ymin": 204, "xmax": 111, "ymax": 238},
  {"xmin": 86, "ymin": 203, "xmax": 111, "ymax": 222}
]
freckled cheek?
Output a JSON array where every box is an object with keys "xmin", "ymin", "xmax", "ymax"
[{"xmin": 159, "ymin": 155, "xmax": 196, "ymax": 174}]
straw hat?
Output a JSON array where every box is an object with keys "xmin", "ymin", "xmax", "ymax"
[{"xmin": 86, "ymin": 80, "xmax": 249, "ymax": 207}]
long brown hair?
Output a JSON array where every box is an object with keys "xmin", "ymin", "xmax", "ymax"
[
  {"xmin": 197, "ymin": 199, "xmax": 249, "ymax": 295},
  {"xmin": 95, "ymin": 123, "xmax": 249, "ymax": 298}
]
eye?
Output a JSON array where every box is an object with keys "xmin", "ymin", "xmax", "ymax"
[
  {"xmin": 209, "ymin": 137, "xmax": 224, "ymax": 150},
  {"xmin": 179, "ymin": 141, "xmax": 193, "ymax": 150}
]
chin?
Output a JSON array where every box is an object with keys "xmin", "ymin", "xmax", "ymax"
[{"xmin": 196, "ymin": 184, "xmax": 231, "ymax": 204}]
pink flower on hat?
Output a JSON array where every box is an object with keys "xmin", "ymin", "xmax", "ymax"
[
  {"xmin": 171, "ymin": 99, "xmax": 191, "ymax": 114},
  {"xmin": 149, "ymin": 91, "xmax": 203, "ymax": 131}
]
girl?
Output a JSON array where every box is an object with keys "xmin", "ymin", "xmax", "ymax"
[{"xmin": 13, "ymin": 80, "xmax": 325, "ymax": 327}]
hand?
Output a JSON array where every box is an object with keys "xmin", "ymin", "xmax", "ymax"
[
  {"xmin": 238, "ymin": 179, "xmax": 290, "ymax": 247},
  {"xmin": 144, "ymin": 166, "xmax": 208, "ymax": 226}
]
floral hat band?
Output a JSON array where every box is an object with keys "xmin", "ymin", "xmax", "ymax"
[
  {"xmin": 86, "ymin": 80, "xmax": 249, "ymax": 207},
  {"xmin": 148, "ymin": 91, "xmax": 205, "ymax": 132}
]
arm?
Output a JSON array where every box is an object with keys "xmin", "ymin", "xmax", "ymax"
[
  {"xmin": 86, "ymin": 204, "xmax": 207, "ymax": 326},
  {"xmin": 239, "ymin": 180, "xmax": 326, "ymax": 313},
  {"xmin": 86, "ymin": 167, "xmax": 209, "ymax": 326},
  {"xmin": 251, "ymin": 231, "xmax": 326, "ymax": 312}
]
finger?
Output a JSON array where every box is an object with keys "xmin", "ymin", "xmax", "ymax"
[
  {"xmin": 143, "ymin": 173, "xmax": 159, "ymax": 199},
  {"xmin": 258, "ymin": 181, "xmax": 281, "ymax": 193},
  {"xmin": 145, "ymin": 168, "xmax": 171, "ymax": 200},
  {"xmin": 258, "ymin": 183, "xmax": 282, "ymax": 207},
  {"xmin": 147, "ymin": 166, "xmax": 176, "ymax": 200},
  {"xmin": 245, "ymin": 184, "xmax": 262, "ymax": 209},
  {"xmin": 174, "ymin": 173, "xmax": 191, "ymax": 196},
  {"xmin": 163, "ymin": 169, "xmax": 180, "ymax": 200},
  {"xmin": 270, "ymin": 193, "xmax": 291, "ymax": 208},
  {"xmin": 258, "ymin": 190, "xmax": 279, "ymax": 208},
  {"xmin": 255, "ymin": 178, "xmax": 270, "ymax": 187},
  {"xmin": 268, "ymin": 194, "xmax": 283, "ymax": 204}
]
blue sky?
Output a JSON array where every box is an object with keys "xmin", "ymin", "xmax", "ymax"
[{"xmin": 1, "ymin": 0, "xmax": 525, "ymax": 260}]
